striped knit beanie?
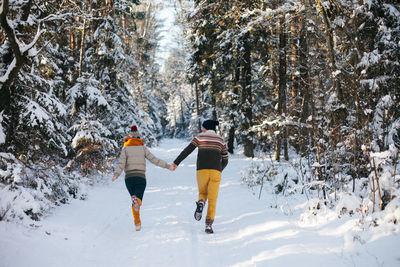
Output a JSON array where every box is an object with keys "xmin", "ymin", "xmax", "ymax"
[
  {"xmin": 202, "ymin": 120, "xmax": 219, "ymax": 131},
  {"xmin": 128, "ymin": 125, "xmax": 140, "ymax": 138}
]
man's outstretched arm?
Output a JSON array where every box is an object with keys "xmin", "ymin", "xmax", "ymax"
[{"xmin": 173, "ymin": 139, "xmax": 198, "ymax": 166}]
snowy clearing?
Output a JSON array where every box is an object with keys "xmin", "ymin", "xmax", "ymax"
[{"xmin": 0, "ymin": 139, "xmax": 399, "ymax": 267}]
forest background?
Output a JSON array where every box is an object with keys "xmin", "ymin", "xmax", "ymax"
[{"xmin": 0, "ymin": 0, "xmax": 399, "ymax": 227}]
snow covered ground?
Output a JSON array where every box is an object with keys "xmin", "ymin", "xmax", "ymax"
[{"xmin": 0, "ymin": 139, "xmax": 399, "ymax": 267}]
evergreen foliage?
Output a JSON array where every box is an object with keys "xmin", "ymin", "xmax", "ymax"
[
  {"xmin": 183, "ymin": 0, "xmax": 400, "ymax": 212},
  {"xmin": 0, "ymin": 0, "xmax": 171, "ymax": 221},
  {"xmin": 0, "ymin": 0, "xmax": 399, "ymax": 222}
]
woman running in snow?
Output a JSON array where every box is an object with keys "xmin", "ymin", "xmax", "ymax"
[{"xmin": 112, "ymin": 125, "xmax": 172, "ymax": 231}]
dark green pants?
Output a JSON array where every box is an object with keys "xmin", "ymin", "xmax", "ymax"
[{"xmin": 125, "ymin": 177, "xmax": 146, "ymax": 201}]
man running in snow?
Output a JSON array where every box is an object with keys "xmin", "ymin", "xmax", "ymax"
[{"xmin": 170, "ymin": 120, "xmax": 228, "ymax": 234}]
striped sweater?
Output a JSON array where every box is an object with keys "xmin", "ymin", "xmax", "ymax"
[{"xmin": 174, "ymin": 130, "xmax": 228, "ymax": 172}]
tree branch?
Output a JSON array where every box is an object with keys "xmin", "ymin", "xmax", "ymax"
[{"xmin": 0, "ymin": 0, "xmax": 41, "ymax": 111}]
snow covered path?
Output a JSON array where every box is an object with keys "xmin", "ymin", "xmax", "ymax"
[{"xmin": 0, "ymin": 139, "xmax": 399, "ymax": 267}]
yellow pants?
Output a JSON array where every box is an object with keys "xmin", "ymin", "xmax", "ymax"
[{"xmin": 196, "ymin": 169, "xmax": 222, "ymax": 221}]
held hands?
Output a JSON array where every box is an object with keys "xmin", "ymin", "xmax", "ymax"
[{"xmin": 169, "ymin": 163, "xmax": 178, "ymax": 171}]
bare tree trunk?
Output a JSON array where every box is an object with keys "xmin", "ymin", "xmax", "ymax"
[
  {"xmin": 241, "ymin": 32, "xmax": 254, "ymax": 158},
  {"xmin": 309, "ymin": 68, "xmax": 326, "ymax": 198},
  {"xmin": 315, "ymin": 0, "xmax": 342, "ymax": 101},
  {"xmin": 275, "ymin": 16, "xmax": 288, "ymax": 161},
  {"xmin": 180, "ymin": 98, "xmax": 185, "ymax": 126},
  {"xmin": 313, "ymin": 114, "xmax": 325, "ymax": 197},
  {"xmin": 228, "ymin": 68, "xmax": 240, "ymax": 154},
  {"xmin": 290, "ymin": 16, "xmax": 298, "ymax": 111},
  {"xmin": 211, "ymin": 79, "xmax": 218, "ymax": 121},
  {"xmin": 299, "ymin": 17, "xmax": 309, "ymax": 123},
  {"xmin": 298, "ymin": 6, "xmax": 311, "ymax": 155},
  {"xmin": 195, "ymin": 81, "xmax": 201, "ymax": 132},
  {"xmin": 284, "ymin": 128, "xmax": 289, "ymax": 160},
  {"xmin": 392, "ymin": 151, "xmax": 399, "ymax": 201},
  {"xmin": 78, "ymin": 19, "xmax": 87, "ymax": 78},
  {"xmin": 368, "ymin": 133, "xmax": 383, "ymax": 211},
  {"xmin": 274, "ymin": 134, "xmax": 281, "ymax": 161},
  {"xmin": 70, "ymin": 30, "xmax": 76, "ymax": 52}
]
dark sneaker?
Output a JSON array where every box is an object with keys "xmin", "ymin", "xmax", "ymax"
[
  {"xmin": 194, "ymin": 200, "xmax": 205, "ymax": 221},
  {"xmin": 205, "ymin": 224, "xmax": 214, "ymax": 234},
  {"xmin": 205, "ymin": 218, "xmax": 214, "ymax": 234}
]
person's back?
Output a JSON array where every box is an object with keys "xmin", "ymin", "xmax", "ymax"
[
  {"xmin": 192, "ymin": 130, "xmax": 228, "ymax": 172},
  {"xmin": 117, "ymin": 137, "xmax": 168, "ymax": 179}
]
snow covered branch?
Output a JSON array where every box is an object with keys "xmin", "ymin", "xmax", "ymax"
[
  {"xmin": 0, "ymin": 58, "xmax": 16, "ymax": 83},
  {"xmin": 0, "ymin": 0, "xmax": 44, "ymax": 110},
  {"xmin": 0, "ymin": 0, "xmax": 25, "ymax": 77},
  {"xmin": 0, "ymin": 111, "xmax": 5, "ymax": 144}
]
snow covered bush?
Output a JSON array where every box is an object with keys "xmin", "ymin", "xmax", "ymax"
[
  {"xmin": 299, "ymin": 198, "xmax": 337, "ymax": 226},
  {"xmin": 0, "ymin": 152, "xmax": 91, "ymax": 223},
  {"xmin": 379, "ymin": 198, "xmax": 400, "ymax": 226},
  {"xmin": 241, "ymin": 157, "xmax": 302, "ymax": 199},
  {"xmin": 70, "ymin": 118, "xmax": 115, "ymax": 176},
  {"xmin": 242, "ymin": 147, "xmax": 400, "ymax": 229},
  {"xmin": 335, "ymin": 193, "xmax": 362, "ymax": 217}
]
